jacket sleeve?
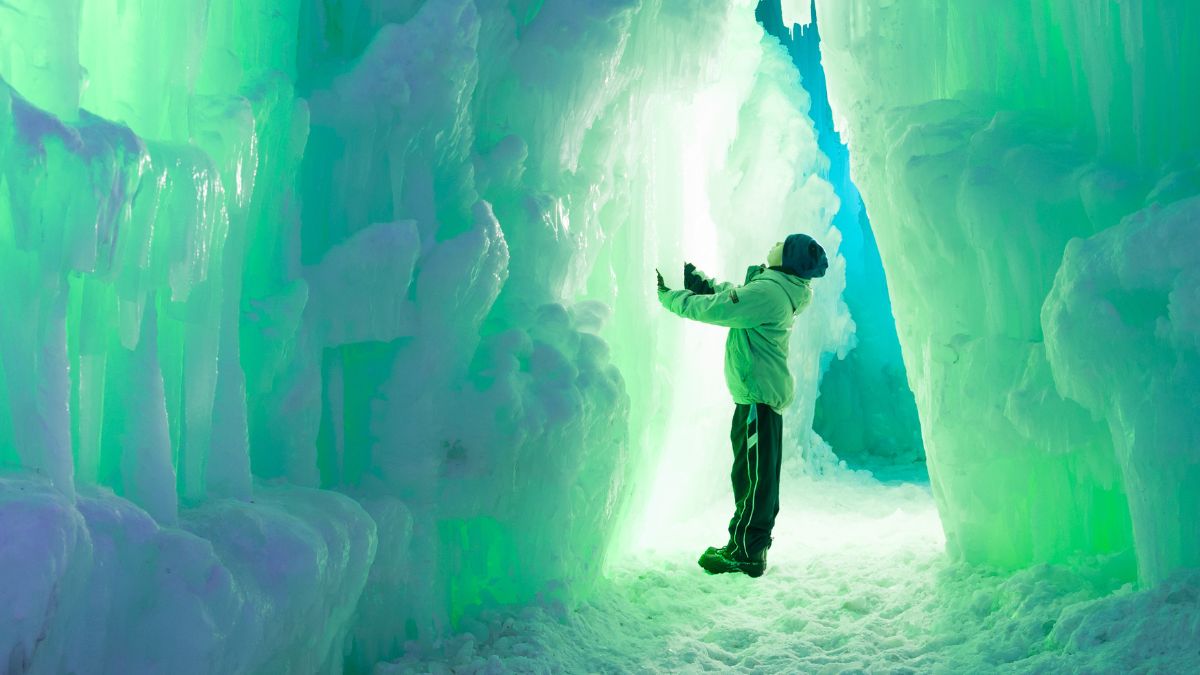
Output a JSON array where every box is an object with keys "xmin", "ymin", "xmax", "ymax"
[{"xmin": 658, "ymin": 280, "xmax": 786, "ymax": 328}]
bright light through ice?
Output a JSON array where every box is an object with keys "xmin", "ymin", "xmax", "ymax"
[
  {"xmin": 780, "ymin": 0, "xmax": 814, "ymax": 30},
  {"xmin": 631, "ymin": 86, "xmax": 742, "ymax": 552},
  {"xmin": 678, "ymin": 88, "xmax": 723, "ymax": 273},
  {"xmin": 629, "ymin": 473, "xmax": 945, "ymax": 562}
]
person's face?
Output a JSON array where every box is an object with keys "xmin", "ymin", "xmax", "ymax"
[{"xmin": 767, "ymin": 241, "xmax": 784, "ymax": 267}]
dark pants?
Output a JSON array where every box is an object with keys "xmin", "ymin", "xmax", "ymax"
[{"xmin": 727, "ymin": 403, "xmax": 783, "ymax": 557}]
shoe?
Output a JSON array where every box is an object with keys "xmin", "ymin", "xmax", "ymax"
[{"xmin": 697, "ymin": 544, "xmax": 767, "ymax": 578}]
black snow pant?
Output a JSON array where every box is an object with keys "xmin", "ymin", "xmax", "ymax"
[{"xmin": 726, "ymin": 403, "xmax": 783, "ymax": 557}]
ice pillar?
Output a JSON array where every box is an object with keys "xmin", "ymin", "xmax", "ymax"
[{"xmin": 816, "ymin": 0, "xmax": 1200, "ymax": 583}]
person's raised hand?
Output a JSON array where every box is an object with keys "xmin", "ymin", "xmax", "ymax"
[
  {"xmin": 683, "ymin": 261, "xmax": 715, "ymax": 295},
  {"xmin": 683, "ymin": 261, "xmax": 700, "ymax": 289},
  {"xmin": 656, "ymin": 269, "xmax": 668, "ymax": 292}
]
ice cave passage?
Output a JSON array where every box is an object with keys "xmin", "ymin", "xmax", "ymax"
[{"xmin": 2, "ymin": 0, "xmax": 1199, "ymax": 673}]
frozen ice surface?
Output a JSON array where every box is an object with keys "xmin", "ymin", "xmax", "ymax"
[
  {"xmin": 1045, "ymin": 195, "xmax": 1200, "ymax": 586},
  {"xmin": 0, "ymin": 472, "xmax": 375, "ymax": 673},
  {"xmin": 815, "ymin": 0, "xmax": 1200, "ymax": 583}
]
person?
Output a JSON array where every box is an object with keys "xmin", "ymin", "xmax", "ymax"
[{"xmin": 655, "ymin": 233, "xmax": 828, "ymax": 577}]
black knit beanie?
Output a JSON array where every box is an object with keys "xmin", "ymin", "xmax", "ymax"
[{"xmin": 782, "ymin": 233, "xmax": 828, "ymax": 279}]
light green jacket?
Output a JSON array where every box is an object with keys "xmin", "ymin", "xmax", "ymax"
[{"xmin": 658, "ymin": 265, "xmax": 812, "ymax": 412}]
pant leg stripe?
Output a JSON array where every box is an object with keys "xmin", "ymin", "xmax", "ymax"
[
  {"xmin": 730, "ymin": 405, "xmax": 754, "ymax": 554},
  {"xmin": 736, "ymin": 404, "xmax": 760, "ymax": 556}
]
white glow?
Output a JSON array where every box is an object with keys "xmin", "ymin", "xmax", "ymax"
[
  {"xmin": 633, "ymin": 84, "xmax": 739, "ymax": 551},
  {"xmin": 678, "ymin": 105, "xmax": 720, "ymax": 272},
  {"xmin": 633, "ymin": 473, "xmax": 945, "ymax": 560},
  {"xmin": 780, "ymin": 0, "xmax": 814, "ymax": 30}
]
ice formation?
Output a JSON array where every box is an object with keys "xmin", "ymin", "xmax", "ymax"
[
  {"xmin": 0, "ymin": 0, "xmax": 847, "ymax": 670},
  {"xmin": 759, "ymin": 0, "xmax": 924, "ymax": 470},
  {"xmin": 815, "ymin": 1, "xmax": 1200, "ymax": 583},
  {"xmin": 0, "ymin": 0, "xmax": 1197, "ymax": 672}
]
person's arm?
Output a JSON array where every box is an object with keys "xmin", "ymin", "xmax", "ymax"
[{"xmin": 658, "ymin": 280, "xmax": 786, "ymax": 328}]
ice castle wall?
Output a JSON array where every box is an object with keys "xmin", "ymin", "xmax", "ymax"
[
  {"xmin": 815, "ymin": 0, "xmax": 1200, "ymax": 584},
  {"xmin": 0, "ymin": 0, "xmax": 845, "ymax": 670}
]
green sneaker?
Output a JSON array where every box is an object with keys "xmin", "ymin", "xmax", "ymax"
[{"xmin": 697, "ymin": 544, "xmax": 767, "ymax": 578}]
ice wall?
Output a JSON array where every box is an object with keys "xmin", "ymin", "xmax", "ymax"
[
  {"xmin": 758, "ymin": 0, "xmax": 924, "ymax": 469},
  {"xmin": 816, "ymin": 0, "xmax": 1200, "ymax": 584},
  {"xmin": 0, "ymin": 0, "xmax": 845, "ymax": 670}
]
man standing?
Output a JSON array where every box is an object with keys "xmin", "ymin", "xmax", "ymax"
[{"xmin": 656, "ymin": 233, "xmax": 828, "ymax": 577}]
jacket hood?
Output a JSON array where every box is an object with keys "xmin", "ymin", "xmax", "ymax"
[
  {"xmin": 782, "ymin": 233, "xmax": 828, "ymax": 279},
  {"xmin": 759, "ymin": 268, "xmax": 812, "ymax": 311}
]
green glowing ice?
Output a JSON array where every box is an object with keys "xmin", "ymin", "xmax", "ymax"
[
  {"xmin": 817, "ymin": 0, "xmax": 1200, "ymax": 585},
  {"xmin": 0, "ymin": 1, "xmax": 846, "ymax": 666}
]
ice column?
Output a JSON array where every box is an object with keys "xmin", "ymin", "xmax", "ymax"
[{"xmin": 816, "ymin": 0, "xmax": 1200, "ymax": 583}]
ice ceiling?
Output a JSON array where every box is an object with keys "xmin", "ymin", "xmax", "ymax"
[{"xmin": 0, "ymin": 0, "xmax": 1197, "ymax": 672}]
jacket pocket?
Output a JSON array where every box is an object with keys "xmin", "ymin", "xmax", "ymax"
[{"xmin": 727, "ymin": 331, "xmax": 756, "ymax": 392}]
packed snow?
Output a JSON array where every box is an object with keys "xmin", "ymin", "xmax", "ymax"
[{"xmin": 381, "ymin": 470, "xmax": 1200, "ymax": 673}]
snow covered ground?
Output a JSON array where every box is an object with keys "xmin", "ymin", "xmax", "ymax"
[{"xmin": 381, "ymin": 470, "xmax": 1200, "ymax": 673}]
